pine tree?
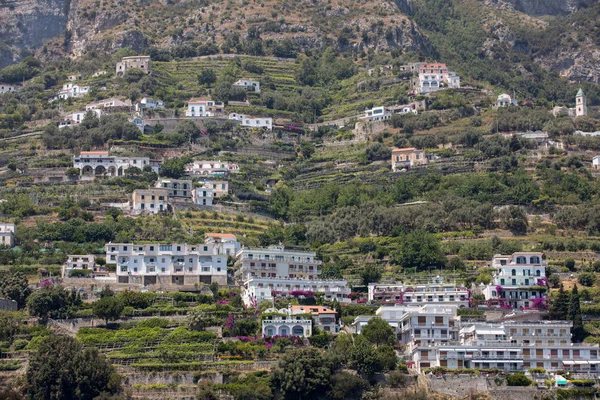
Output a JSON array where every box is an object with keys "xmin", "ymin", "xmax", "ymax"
[
  {"xmin": 549, "ymin": 284, "xmax": 569, "ymax": 320},
  {"xmin": 568, "ymin": 285, "xmax": 584, "ymax": 343}
]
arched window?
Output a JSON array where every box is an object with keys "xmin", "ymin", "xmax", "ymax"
[
  {"xmin": 511, "ymin": 269, "xmax": 516, "ymax": 276},
  {"xmin": 536, "ymin": 270, "xmax": 541, "ymax": 277},
  {"xmin": 516, "ymin": 256, "xmax": 526, "ymax": 264},
  {"xmin": 530, "ymin": 256, "xmax": 540, "ymax": 264}
]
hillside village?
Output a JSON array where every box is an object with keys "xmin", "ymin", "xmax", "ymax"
[{"xmin": 2, "ymin": 1, "xmax": 600, "ymax": 399}]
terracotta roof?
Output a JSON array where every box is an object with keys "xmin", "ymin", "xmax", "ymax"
[
  {"xmin": 392, "ymin": 147, "xmax": 416, "ymax": 152},
  {"xmin": 205, "ymin": 233, "xmax": 237, "ymax": 239},
  {"xmin": 291, "ymin": 305, "xmax": 336, "ymax": 315},
  {"xmin": 80, "ymin": 151, "xmax": 109, "ymax": 155}
]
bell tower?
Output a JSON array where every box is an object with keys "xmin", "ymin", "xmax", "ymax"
[{"xmin": 576, "ymin": 88, "xmax": 587, "ymax": 117}]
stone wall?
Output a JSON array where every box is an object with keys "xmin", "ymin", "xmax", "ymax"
[{"xmin": 426, "ymin": 375, "xmax": 544, "ymax": 400}]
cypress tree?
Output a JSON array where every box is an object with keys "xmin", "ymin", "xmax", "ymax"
[
  {"xmin": 568, "ymin": 285, "xmax": 584, "ymax": 342},
  {"xmin": 549, "ymin": 283, "xmax": 569, "ymax": 320}
]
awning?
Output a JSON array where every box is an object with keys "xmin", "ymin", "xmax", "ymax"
[
  {"xmin": 563, "ymin": 361, "xmax": 575, "ymax": 365},
  {"xmin": 588, "ymin": 360, "xmax": 600, "ymax": 364},
  {"xmin": 475, "ymin": 360, "xmax": 523, "ymax": 363},
  {"xmin": 476, "ymin": 329, "xmax": 506, "ymax": 335},
  {"xmin": 574, "ymin": 361, "xmax": 589, "ymax": 365}
]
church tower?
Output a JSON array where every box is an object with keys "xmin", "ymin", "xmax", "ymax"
[{"xmin": 576, "ymin": 88, "xmax": 587, "ymax": 117}]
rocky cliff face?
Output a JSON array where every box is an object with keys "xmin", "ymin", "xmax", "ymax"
[
  {"xmin": 484, "ymin": 0, "xmax": 596, "ymax": 15},
  {"xmin": 0, "ymin": 0, "xmax": 71, "ymax": 68}
]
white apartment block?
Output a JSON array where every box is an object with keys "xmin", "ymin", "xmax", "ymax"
[
  {"xmin": 136, "ymin": 97, "xmax": 164, "ymax": 111},
  {"xmin": 131, "ymin": 188, "xmax": 169, "ymax": 215},
  {"xmin": 106, "ymin": 242, "xmax": 227, "ymax": 286},
  {"xmin": 0, "ymin": 83, "xmax": 19, "ymax": 94},
  {"xmin": 0, "ymin": 223, "xmax": 15, "ymax": 247},
  {"xmin": 361, "ymin": 106, "xmax": 391, "ymax": 122},
  {"xmin": 229, "ymin": 113, "xmax": 272, "ymax": 130},
  {"xmin": 185, "ymin": 161, "xmax": 240, "ymax": 176},
  {"xmin": 156, "ymin": 178, "xmax": 193, "ymax": 199},
  {"xmin": 193, "ymin": 185, "xmax": 213, "ymax": 206},
  {"xmin": 205, "ymin": 233, "xmax": 240, "ymax": 256},
  {"xmin": 62, "ymin": 255, "xmax": 105, "ymax": 277},
  {"xmin": 368, "ymin": 281, "xmax": 469, "ymax": 308},
  {"xmin": 185, "ymin": 98, "xmax": 224, "ymax": 117},
  {"xmin": 412, "ymin": 321, "xmax": 600, "ymax": 373},
  {"xmin": 241, "ymin": 276, "xmax": 351, "ymax": 307},
  {"xmin": 236, "ymin": 246, "xmax": 322, "ymax": 279},
  {"xmin": 73, "ymin": 151, "xmax": 160, "ymax": 176},
  {"xmin": 483, "ymin": 252, "xmax": 547, "ymax": 309},
  {"xmin": 233, "ymin": 79, "xmax": 260, "ymax": 93},
  {"xmin": 354, "ymin": 304, "xmax": 461, "ymax": 346}
]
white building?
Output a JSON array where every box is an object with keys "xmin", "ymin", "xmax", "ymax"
[
  {"xmin": 59, "ymin": 109, "xmax": 103, "ymax": 129},
  {"xmin": 185, "ymin": 161, "xmax": 240, "ymax": 176},
  {"xmin": 574, "ymin": 130, "xmax": 600, "ymax": 137},
  {"xmin": 0, "ymin": 223, "xmax": 15, "ymax": 247},
  {"xmin": 411, "ymin": 63, "xmax": 460, "ymax": 94},
  {"xmin": 414, "ymin": 73, "xmax": 441, "ymax": 94},
  {"xmin": 55, "ymin": 83, "xmax": 89, "ymax": 100},
  {"xmin": 0, "ymin": 83, "xmax": 19, "ymax": 94},
  {"xmin": 593, "ymin": 155, "xmax": 600, "ymax": 169},
  {"xmin": 233, "ymin": 79, "xmax": 260, "ymax": 93},
  {"xmin": 92, "ymin": 70, "xmax": 108, "ymax": 77},
  {"xmin": 354, "ymin": 304, "xmax": 461, "ymax": 346},
  {"xmin": 106, "ymin": 242, "xmax": 227, "ymax": 285},
  {"xmin": 131, "ymin": 188, "xmax": 169, "ymax": 215},
  {"xmin": 136, "ymin": 97, "xmax": 165, "ymax": 112},
  {"xmin": 130, "ymin": 116, "xmax": 145, "ymax": 132},
  {"xmin": 412, "ymin": 320, "xmax": 600, "ymax": 373},
  {"xmin": 368, "ymin": 281, "xmax": 469, "ymax": 308},
  {"xmin": 236, "ymin": 246, "xmax": 323, "ymax": 279},
  {"xmin": 73, "ymin": 151, "xmax": 160, "ymax": 176},
  {"xmin": 495, "ymin": 93, "xmax": 516, "ymax": 108},
  {"xmin": 205, "ymin": 233, "xmax": 240, "ymax": 256},
  {"xmin": 193, "ymin": 185, "xmax": 213, "ymax": 206},
  {"xmin": 229, "ymin": 113, "xmax": 272, "ymax": 130},
  {"xmin": 62, "ymin": 255, "xmax": 106, "ymax": 277},
  {"xmin": 262, "ymin": 308, "xmax": 312, "ymax": 337},
  {"xmin": 361, "ymin": 106, "xmax": 391, "ymax": 122},
  {"xmin": 483, "ymin": 252, "xmax": 547, "ymax": 309},
  {"xmin": 241, "ymin": 276, "xmax": 351, "ymax": 307},
  {"xmin": 185, "ymin": 98, "xmax": 224, "ymax": 117}
]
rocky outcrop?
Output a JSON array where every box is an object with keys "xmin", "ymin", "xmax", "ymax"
[
  {"xmin": 483, "ymin": 0, "xmax": 596, "ymax": 16},
  {"xmin": 0, "ymin": 0, "xmax": 71, "ymax": 67}
]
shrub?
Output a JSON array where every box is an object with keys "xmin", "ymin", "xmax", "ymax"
[
  {"xmin": 578, "ymin": 272, "xmax": 596, "ymax": 287},
  {"xmin": 387, "ymin": 371, "xmax": 412, "ymax": 388},
  {"xmin": 506, "ymin": 373, "xmax": 532, "ymax": 386}
]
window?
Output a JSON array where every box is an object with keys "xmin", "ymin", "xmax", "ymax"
[
  {"xmin": 511, "ymin": 269, "xmax": 516, "ymax": 276},
  {"xmin": 150, "ymin": 246, "xmax": 154, "ymax": 251},
  {"xmin": 123, "ymin": 246, "xmax": 128, "ymax": 251}
]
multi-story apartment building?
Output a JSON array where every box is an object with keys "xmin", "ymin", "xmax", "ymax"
[
  {"xmin": 156, "ymin": 178, "xmax": 193, "ymax": 200},
  {"xmin": 62, "ymin": 255, "xmax": 106, "ymax": 277},
  {"xmin": 483, "ymin": 252, "xmax": 547, "ymax": 309},
  {"xmin": 0, "ymin": 223, "xmax": 15, "ymax": 247},
  {"xmin": 354, "ymin": 304, "xmax": 461, "ymax": 346},
  {"xmin": 412, "ymin": 321, "xmax": 600, "ymax": 373},
  {"xmin": 241, "ymin": 276, "xmax": 351, "ymax": 307},
  {"xmin": 106, "ymin": 242, "xmax": 227, "ymax": 285},
  {"xmin": 368, "ymin": 281, "xmax": 469, "ymax": 308},
  {"xmin": 185, "ymin": 161, "xmax": 240, "ymax": 176},
  {"xmin": 131, "ymin": 189, "xmax": 169, "ymax": 215},
  {"xmin": 73, "ymin": 151, "xmax": 160, "ymax": 176},
  {"xmin": 193, "ymin": 185, "xmax": 213, "ymax": 206},
  {"xmin": 236, "ymin": 246, "xmax": 322, "ymax": 279},
  {"xmin": 291, "ymin": 305, "xmax": 339, "ymax": 333},
  {"xmin": 185, "ymin": 98, "xmax": 224, "ymax": 117},
  {"xmin": 205, "ymin": 233, "xmax": 240, "ymax": 256}
]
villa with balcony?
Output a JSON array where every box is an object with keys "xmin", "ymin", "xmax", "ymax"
[
  {"xmin": 483, "ymin": 252, "xmax": 548, "ymax": 309},
  {"xmin": 368, "ymin": 280, "xmax": 469, "ymax": 307}
]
